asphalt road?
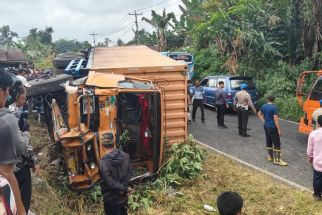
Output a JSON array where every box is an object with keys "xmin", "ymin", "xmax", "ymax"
[{"xmin": 188, "ymin": 106, "xmax": 312, "ymax": 189}]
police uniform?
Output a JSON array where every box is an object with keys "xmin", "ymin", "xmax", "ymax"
[
  {"xmin": 234, "ymin": 86, "xmax": 256, "ymax": 137},
  {"xmin": 190, "ymin": 85, "xmax": 205, "ymax": 122}
]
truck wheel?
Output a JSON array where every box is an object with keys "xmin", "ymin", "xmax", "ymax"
[
  {"xmin": 26, "ymin": 74, "xmax": 72, "ymax": 97},
  {"xmin": 53, "ymin": 59, "xmax": 72, "ymax": 69},
  {"xmin": 53, "ymin": 52, "xmax": 85, "ymax": 69},
  {"xmin": 53, "ymin": 68, "xmax": 65, "ymax": 75}
]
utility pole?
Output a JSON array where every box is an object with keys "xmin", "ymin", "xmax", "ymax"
[
  {"xmin": 89, "ymin": 32, "xmax": 98, "ymax": 47},
  {"xmin": 129, "ymin": 10, "xmax": 143, "ymax": 44}
]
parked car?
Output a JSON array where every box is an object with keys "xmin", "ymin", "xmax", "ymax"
[{"xmin": 200, "ymin": 75, "xmax": 259, "ymax": 110}]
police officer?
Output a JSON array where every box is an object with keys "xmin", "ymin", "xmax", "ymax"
[
  {"xmin": 190, "ymin": 80, "xmax": 205, "ymax": 123},
  {"xmin": 234, "ymin": 83, "xmax": 256, "ymax": 137}
]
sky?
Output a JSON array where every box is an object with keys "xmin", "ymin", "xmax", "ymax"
[{"xmin": 0, "ymin": 0, "xmax": 182, "ymax": 45}]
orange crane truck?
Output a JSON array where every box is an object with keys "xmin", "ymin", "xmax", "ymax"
[{"xmin": 296, "ymin": 70, "xmax": 322, "ymax": 134}]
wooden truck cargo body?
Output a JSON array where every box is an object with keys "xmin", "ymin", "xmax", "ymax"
[{"xmin": 88, "ymin": 45, "xmax": 188, "ymax": 143}]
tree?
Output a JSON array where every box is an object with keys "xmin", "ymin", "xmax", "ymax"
[
  {"xmin": 117, "ymin": 38, "xmax": 125, "ymax": 46},
  {"xmin": 142, "ymin": 9, "xmax": 176, "ymax": 51},
  {"xmin": 0, "ymin": 25, "xmax": 18, "ymax": 48},
  {"xmin": 54, "ymin": 39, "xmax": 91, "ymax": 53},
  {"xmin": 179, "ymin": 0, "xmax": 205, "ymax": 30},
  {"xmin": 39, "ymin": 27, "xmax": 54, "ymax": 44}
]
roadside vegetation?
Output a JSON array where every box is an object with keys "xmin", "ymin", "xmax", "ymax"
[
  {"xmin": 1, "ymin": 0, "xmax": 322, "ymax": 121},
  {"xmin": 29, "ymin": 118, "xmax": 322, "ymax": 215}
]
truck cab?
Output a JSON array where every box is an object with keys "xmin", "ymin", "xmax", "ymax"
[
  {"xmin": 297, "ymin": 71, "xmax": 322, "ymax": 134},
  {"xmin": 43, "ymin": 72, "xmax": 163, "ymax": 189}
]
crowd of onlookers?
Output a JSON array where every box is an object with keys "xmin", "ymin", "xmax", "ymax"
[
  {"xmin": 4, "ymin": 67, "xmax": 53, "ymax": 82},
  {"xmin": 0, "ymin": 69, "xmax": 38, "ymax": 215}
]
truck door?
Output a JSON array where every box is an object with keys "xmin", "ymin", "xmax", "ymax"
[{"xmin": 150, "ymin": 92, "xmax": 162, "ymax": 171}]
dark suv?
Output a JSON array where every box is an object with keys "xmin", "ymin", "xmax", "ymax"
[{"xmin": 200, "ymin": 76, "xmax": 258, "ymax": 110}]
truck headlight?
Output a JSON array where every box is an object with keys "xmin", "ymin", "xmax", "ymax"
[{"xmin": 89, "ymin": 162, "xmax": 96, "ymax": 169}]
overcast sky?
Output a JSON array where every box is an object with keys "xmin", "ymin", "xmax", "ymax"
[{"xmin": 0, "ymin": 0, "xmax": 182, "ymax": 45}]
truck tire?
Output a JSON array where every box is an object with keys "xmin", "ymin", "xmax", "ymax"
[
  {"xmin": 53, "ymin": 68, "xmax": 65, "ymax": 75},
  {"xmin": 53, "ymin": 52, "xmax": 85, "ymax": 69},
  {"xmin": 56, "ymin": 52, "xmax": 85, "ymax": 58},
  {"xmin": 53, "ymin": 59, "xmax": 72, "ymax": 69},
  {"xmin": 26, "ymin": 74, "xmax": 72, "ymax": 97}
]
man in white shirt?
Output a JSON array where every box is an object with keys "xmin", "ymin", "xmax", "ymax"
[{"xmin": 190, "ymin": 80, "xmax": 205, "ymax": 123}]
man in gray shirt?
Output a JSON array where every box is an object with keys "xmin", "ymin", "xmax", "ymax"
[
  {"xmin": 215, "ymin": 81, "xmax": 228, "ymax": 128},
  {"xmin": 0, "ymin": 70, "xmax": 27, "ymax": 215}
]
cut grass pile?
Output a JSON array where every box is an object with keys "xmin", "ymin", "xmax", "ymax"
[{"xmin": 29, "ymin": 118, "xmax": 322, "ymax": 215}]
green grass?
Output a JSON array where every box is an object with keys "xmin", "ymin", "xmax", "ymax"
[{"xmin": 29, "ymin": 119, "xmax": 322, "ymax": 215}]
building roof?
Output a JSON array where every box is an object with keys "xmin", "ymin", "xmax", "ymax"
[
  {"xmin": 0, "ymin": 49, "xmax": 28, "ymax": 62},
  {"xmin": 90, "ymin": 45, "xmax": 186, "ymax": 70}
]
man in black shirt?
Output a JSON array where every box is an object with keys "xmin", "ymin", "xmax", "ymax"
[{"xmin": 99, "ymin": 133, "xmax": 132, "ymax": 215}]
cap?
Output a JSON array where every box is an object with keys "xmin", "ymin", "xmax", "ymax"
[{"xmin": 241, "ymin": 83, "xmax": 247, "ymax": 90}]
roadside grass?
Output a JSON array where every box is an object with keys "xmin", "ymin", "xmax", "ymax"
[{"xmin": 29, "ymin": 119, "xmax": 322, "ymax": 215}]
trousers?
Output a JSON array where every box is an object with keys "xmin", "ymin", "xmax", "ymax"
[
  {"xmin": 264, "ymin": 126, "xmax": 281, "ymax": 149},
  {"xmin": 237, "ymin": 107, "xmax": 249, "ymax": 135},
  {"xmin": 14, "ymin": 165, "xmax": 32, "ymax": 212},
  {"xmin": 313, "ymin": 169, "xmax": 322, "ymax": 197},
  {"xmin": 216, "ymin": 104, "xmax": 226, "ymax": 125},
  {"xmin": 192, "ymin": 99, "xmax": 205, "ymax": 121},
  {"xmin": 104, "ymin": 201, "xmax": 128, "ymax": 215}
]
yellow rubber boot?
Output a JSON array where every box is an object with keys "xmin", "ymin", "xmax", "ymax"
[
  {"xmin": 267, "ymin": 147, "xmax": 273, "ymax": 162},
  {"xmin": 273, "ymin": 149, "xmax": 287, "ymax": 166}
]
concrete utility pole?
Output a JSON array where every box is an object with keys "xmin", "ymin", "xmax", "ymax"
[
  {"xmin": 89, "ymin": 32, "xmax": 98, "ymax": 47},
  {"xmin": 129, "ymin": 10, "xmax": 143, "ymax": 44}
]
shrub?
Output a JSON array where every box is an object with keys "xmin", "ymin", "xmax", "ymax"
[{"xmin": 128, "ymin": 136, "xmax": 207, "ymax": 212}]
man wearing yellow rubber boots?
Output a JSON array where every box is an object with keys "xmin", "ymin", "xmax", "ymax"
[{"xmin": 258, "ymin": 95, "xmax": 287, "ymax": 166}]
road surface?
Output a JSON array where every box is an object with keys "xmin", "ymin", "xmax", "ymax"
[{"xmin": 188, "ymin": 106, "xmax": 312, "ymax": 189}]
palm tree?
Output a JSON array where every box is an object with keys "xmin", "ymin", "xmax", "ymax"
[{"xmin": 142, "ymin": 9, "xmax": 176, "ymax": 51}]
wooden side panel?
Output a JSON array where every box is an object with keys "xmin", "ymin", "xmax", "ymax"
[{"xmin": 95, "ymin": 68, "xmax": 187, "ymax": 144}]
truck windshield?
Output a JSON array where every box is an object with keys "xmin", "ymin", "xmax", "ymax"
[
  {"xmin": 168, "ymin": 54, "xmax": 193, "ymax": 63},
  {"xmin": 118, "ymin": 80, "xmax": 153, "ymax": 89},
  {"xmin": 230, "ymin": 78, "xmax": 255, "ymax": 90},
  {"xmin": 310, "ymin": 79, "xmax": 322, "ymax": 100}
]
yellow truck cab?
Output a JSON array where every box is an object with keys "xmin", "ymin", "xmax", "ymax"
[{"xmin": 51, "ymin": 72, "xmax": 162, "ymax": 189}]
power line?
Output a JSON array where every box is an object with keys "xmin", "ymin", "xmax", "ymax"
[
  {"xmin": 105, "ymin": 21, "xmax": 133, "ymax": 36},
  {"xmin": 119, "ymin": 24, "xmax": 135, "ymax": 39},
  {"xmin": 140, "ymin": 0, "xmax": 182, "ymax": 14},
  {"xmin": 105, "ymin": 15, "xmax": 131, "ymax": 36},
  {"xmin": 136, "ymin": 0, "xmax": 169, "ymax": 12}
]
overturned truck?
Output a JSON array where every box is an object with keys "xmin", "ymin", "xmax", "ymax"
[
  {"xmin": 27, "ymin": 45, "xmax": 188, "ymax": 190},
  {"xmin": 29, "ymin": 72, "xmax": 162, "ymax": 189}
]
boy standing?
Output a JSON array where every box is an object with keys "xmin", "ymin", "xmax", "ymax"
[
  {"xmin": 307, "ymin": 115, "xmax": 322, "ymax": 200},
  {"xmin": 99, "ymin": 133, "xmax": 132, "ymax": 215},
  {"xmin": 258, "ymin": 95, "xmax": 287, "ymax": 166}
]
